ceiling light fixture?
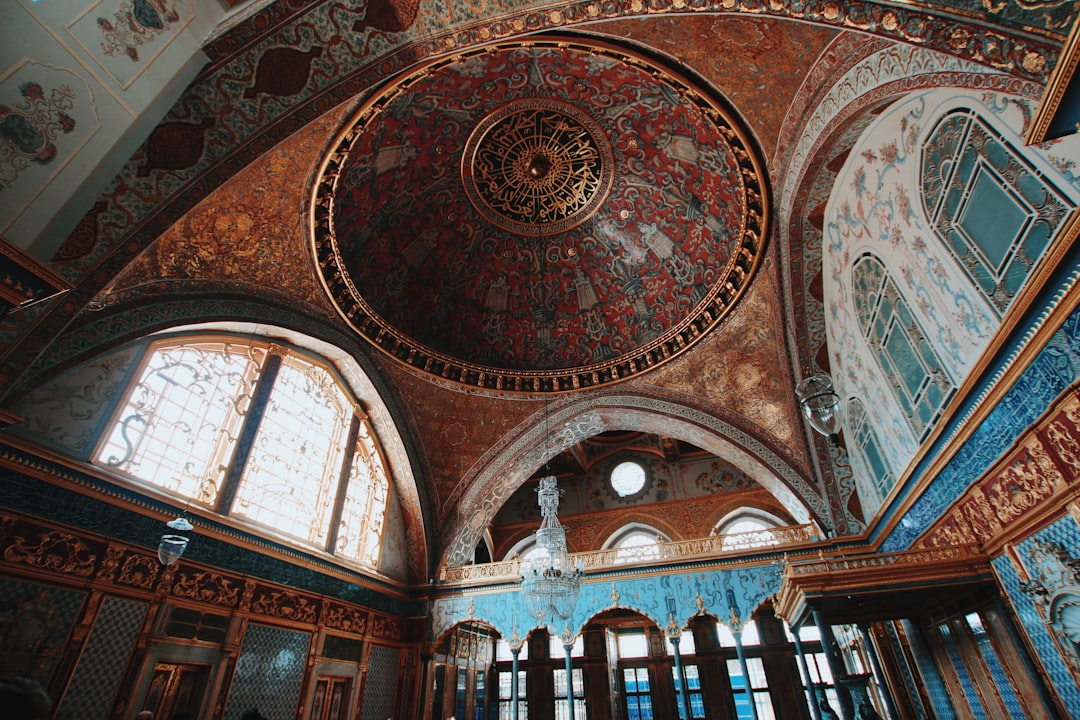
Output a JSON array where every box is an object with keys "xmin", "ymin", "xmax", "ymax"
[
  {"xmin": 158, "ymin": 516, "xmax": 193, "ymax": 566},
  {"xmin": 520, "ymin": 475, "xmax": 582, "ymax": 628},
  {"xmin": 796, "ymin": 373, "xmax": 842, "ymax": 446}
]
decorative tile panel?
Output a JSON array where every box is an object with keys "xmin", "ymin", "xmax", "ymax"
[
  {"xmin": 920, "ymin": 392, "xmax": 1076, "ymax": 548},
  {"xmin": 995, "ymin": 537, "xmax": 1080, "ymax": 717},
  {"xmin": 360, "ymin": 644, "xmax": 401, "ymax": 720},
  {"xmin": 55, "ymin": 596, "xmax": 147, "ymax": 720},
  {"xmin": 223, "ymin": 623, "xmax": 311, "ymax": 720}
]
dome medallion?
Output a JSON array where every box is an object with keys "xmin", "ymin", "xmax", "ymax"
[
  {"xmin": 311, "ymin": 37, "xmax": 769, "ymax": 394},
  {"xmin": 462, "ymin": 98, "xmax": 614, "ymax": 235}
]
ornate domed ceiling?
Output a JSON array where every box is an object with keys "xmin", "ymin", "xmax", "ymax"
[{"xmin": 312, "ymin": 36, "xmax": 768, "ymax": 393}]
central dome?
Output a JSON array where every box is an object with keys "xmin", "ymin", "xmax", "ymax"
[{"xmin": 312, "ymin": 37, "xmax": 768, "ymax": 393}]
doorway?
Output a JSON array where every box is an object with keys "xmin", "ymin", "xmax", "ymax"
[
  {"xmin": 140, "ymin": 662, "xmax": 210, "ymax": 719},
  {"xmin": 309, "ymin": 676, "xmax": 351, "ymax": 720}
]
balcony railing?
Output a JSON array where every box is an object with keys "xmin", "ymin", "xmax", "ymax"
[{"xmin": 440, "ymin": 523, "xmax": 819, "ymax": 585}]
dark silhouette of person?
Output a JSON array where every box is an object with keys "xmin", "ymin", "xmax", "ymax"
[
  {"xmin": 0, "ymin": 677, "xmax": 51, "ymax": 720},
  {"xmin": 239, "ymin": 710, "xmax": 267, "ymax": 720}
]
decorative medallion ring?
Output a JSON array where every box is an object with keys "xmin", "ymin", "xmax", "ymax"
[{"xmin": 462, "ymin": 98, "xmax": 614, "ymax": 235}]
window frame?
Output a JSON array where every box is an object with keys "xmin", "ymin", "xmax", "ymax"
[{"xmin": 92, "ymin": 333, "xmax": 391, "ymax": 569}]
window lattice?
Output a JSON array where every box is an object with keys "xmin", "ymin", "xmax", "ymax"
[
  {"xmin": 96, "ymin": 341, "xmax": 265, "ymax": 504},
  {"xmin": 336, "ymin": 419, "xmax": 389, "ymax": 565},
  {"xmin": 95, "ymin": 336, "xmax": 391, "ymax": 568},
  {"xmin": 853, "ymin": 254, "xmax": 954, "ymax": 440},
  {"xmin": 847, "ymin": 398, "xmax": 894, "ymax": 502},
  {"xmin": 233, "ymin": 355, "xmax": 352, "ymax": 545}
]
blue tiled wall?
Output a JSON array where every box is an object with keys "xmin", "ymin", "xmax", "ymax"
[
  {"xmin": 56, "ymin": 596, "xmax": 148, "ymax": 720},
  {"xmin": 994, "ymin": 513, "xmax": 1080, "ymax": 717},
  {"xmin": 224, "ymin": 622, "xmax": 311, "ymax": 720}
]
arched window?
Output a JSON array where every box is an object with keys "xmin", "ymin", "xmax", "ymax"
[
  {"xmin": 603, "ymin": 524, "xmax": 667, "ymax": 564},
  {"xmin": 95, "ymin": 336, "xmax": 390, "ymax": 567},
  {"xmin": 921, "ymin": 110, "xmax": 1070, "ymax": 315},
  {"xmin": 852, "ymin": 254, "xmax": 954, "ymax": 441},
  {"xmin": 847, "ymin": 397, "xmax": 894, "ymax": 504},
  {"xmin": 714, "ymin": 510, "xmax": 784, "ymax": 551}
]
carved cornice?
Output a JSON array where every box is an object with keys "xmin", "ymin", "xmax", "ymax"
[
  {"xmin": 774, "ymin": 544, "xmax": 992, "ymax": 623},
  {"xmin": 0, "ymin": 510, "xmax": 410, "ymax": 642},
  {"xmin": 1026, "ymin": 12, "xmax": 1080, "ymax": 144}
]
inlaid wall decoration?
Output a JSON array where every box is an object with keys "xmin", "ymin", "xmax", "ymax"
[
  {"xmin": 55, "ymin": 595, "xmax": 148, "ymax": 720},
  {"xmin": 65, "ymin": 0, "xmax": 195, "ymax": 89},
  {"xmin": 0, "ymin": 576, "xmax": 85, "ymax": 686},
  {"xmin": 224, "ymin": 622, "xmax": 311, "ymax": 720},
  {"xmin": 360, "ymin": 644, "xmax": 401, "ymax": 720},
  {"xmin": 994, "ymin": 514, "xmax": 1080, "ymax": 716},
  {"xmin": 8, "ymin": 342, "xmax": 139, "ymax": 454},
  {"xmin": 0, "ymin": 61, "xmax": 99, "ymax": 235}
]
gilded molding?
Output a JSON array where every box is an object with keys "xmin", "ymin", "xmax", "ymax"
[
  {"xmin": 920, "ymin": 390, "xmax": 1080, "ymax": 552},
  {"xmin": 1026, "ymin": 12, "xmax": 1080, "ymax": 144}
]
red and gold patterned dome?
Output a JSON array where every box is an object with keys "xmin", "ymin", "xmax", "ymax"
[{"xmin": 312, "ymin": 36, "xmax": 768, "ymax": 393}]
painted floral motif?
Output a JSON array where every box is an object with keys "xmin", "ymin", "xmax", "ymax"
[
  {"xmin": 823, "ymin": 90, "xmax": 1064, "ymax": 499},
  {"xmin": 0, "ymin": 82, "xmax": 76, "ymax": 188},
  {"xmin": 97, "ymin": 0, "xmax": 180, "ymax": 62}
]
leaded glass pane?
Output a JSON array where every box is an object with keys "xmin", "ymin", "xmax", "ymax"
[
  {"xmin": 923, "ymin": 110, "xmax": 1070, "ymax": 315},
  {"xmin": 853, "ymin": 253, "xmax": 954, "ymax": 439},
  {"xmin": 96, "ymin": 340, "xmax": 264, "ymax": 504},
  {"xmin": 233, "ymin": 355, "xmax": 351, "ymax": 545}
]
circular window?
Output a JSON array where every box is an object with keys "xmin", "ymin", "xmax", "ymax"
[{"xmin": 610, "ymin": 460, "xmax": 646, "ymax": 497}]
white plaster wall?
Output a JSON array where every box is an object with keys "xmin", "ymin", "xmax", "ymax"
[
  {"xmin": 823, "ymin": 87, "xmax": 1080, "ymax": 510},
  {"xmin": 2, "ymin": 0, "xmax": 231, "ymax": 258}
]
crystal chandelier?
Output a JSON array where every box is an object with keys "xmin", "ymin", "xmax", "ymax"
[{"xmin": 520, "ymin": 475, "xmax": 583, "ymax": 629}]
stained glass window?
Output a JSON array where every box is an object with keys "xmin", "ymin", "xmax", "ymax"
[
  {"xmin": 97, "ymin": 340, "xmax": 265, "ymax": 505},
  {"xmin": 232, "ymin": 355, "xmax": 351, "ymax": 545},
  {"xmin": 922, "ymin": 110, "xmax": 1069, "ymax": 315},
  {"xmin": 610, "ymin": 460, "xmax": 646, "ymax": 497},
  {"xmin": 337, "ymin": 420, "xmax": 390, "ymax": 565},
  {"xmin": 853, "ymin": 254, "xmax": 954, "ymax": 440},
  {"xmin": 847, "ymin": 398, "xmax": 894, "ymax": 503},
  {"xmin": 95, "ymin": 336, "xmax": 391, "ymax": 567}
]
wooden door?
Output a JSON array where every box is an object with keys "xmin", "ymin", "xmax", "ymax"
[
  {"xmin": 140, "ymin": 662, "xmax": 210, "ymax": 720},
  {"xmin": 309, "ymin": 676, "xmax": 351, "ymax": 720}
]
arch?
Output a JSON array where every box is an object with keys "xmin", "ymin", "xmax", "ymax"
[
  {"xmin": 713, "ymin": 508, "xmax": 788, "ymax": 534},
  {"xmin": 10, "ymin": 309, "xmax": 433, "ymax": 583},
  {"xmin": 441, "ymin": 393, "xmax": 820, "ymax": 570},
  {"xmin": 601, "ymin": 522, "xmax": 671, "ymax": 549}
]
